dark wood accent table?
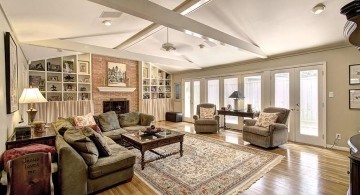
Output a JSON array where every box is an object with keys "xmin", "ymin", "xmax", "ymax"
[
  {"xmin": 217, "ymin": 110, "xmax": 259, "ymax": 129},
  {"xmin": 6, "ymin": 126, "xmax": 56, "ymax": 149},
  {"xmin": 121, "ymin": 130, "xmax": 184, "ymax": 170}
]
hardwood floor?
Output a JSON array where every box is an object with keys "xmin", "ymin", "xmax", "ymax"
[{"xmin": 98, "ymin": 121, "xmax": 349, "ymax": 195}]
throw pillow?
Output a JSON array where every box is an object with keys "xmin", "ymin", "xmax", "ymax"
[
  {"xmin": 199, "ymin": 107, "xmax": 215, "ymax": 119},
  {"xmin": 255, "ymin": 112, "xmax": 279, "ymax": 128},
  {"xmin": 98, "ymin": 111, "xmax": 121, "ymax": 132},
  {"xmin": 140, "ymin": 113, "xmax": 154, "ymax": 126},
  {"xmin": 84, "ymin": 127, "xmax": 112, "ymax": 157},
  {"xmin": 52, "ymin": 118, "xmax": 74, "ymax": 132},
  {"xmin": 64, "ymin": 127, "xmax": 99, "ymax": 165},
  {"xmin": 74, "ymin": 113, "xmax": 97, "ymax": 129},
  {"xmin": 118, "ymin": 112, "xmax": 140, "ymax": 127}
]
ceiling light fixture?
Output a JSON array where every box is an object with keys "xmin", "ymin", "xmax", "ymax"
[
  {"xmin": 312, "ymin": 3, "xmax": 326, "ymax": 14},
  {"xmin": 102, "ymin": 20, "xmax": 112, "ymax": 26}
]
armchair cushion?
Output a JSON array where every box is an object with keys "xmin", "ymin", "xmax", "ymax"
[
  {"xmin": 255, "ymin": 112, "xmax": 279, "ymax": 128},
  {"xmin": 195, "ymin": 119, "xmax": 218, "ymax": 125},
  {"xmin": 200, "ymin": 107, "xmax": 215, "ymax": 119},
  {"xmin": 243, "ymin": 125, "xmax": 270, "ymax": 136},
  {"xmin": 98, "ymin": 111, "xmax": 121, "ymax": 132},
  {"xmin": 244, "ymin": 119, "xmax": 257, "ymax": 126}
]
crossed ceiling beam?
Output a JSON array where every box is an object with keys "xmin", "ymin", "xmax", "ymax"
[
  {"xmin": 24, "ymin": 39, "xmax": 201, "ymax": 69},
  {"xmin": 115, "ymin": 0, "xmax": 210, "ymax": 50},
  {"xmin": 87, "ymin": 0, "xmax": 267, "ymax": 58}
]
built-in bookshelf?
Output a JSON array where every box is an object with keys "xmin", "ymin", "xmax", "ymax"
[
  {"xmin": 140, "ymin": 62, "xmax": 172, "ymax": 99},
  {"xmin": 28, "ymin": 53, "xmax": 92, "ymax": 101}
]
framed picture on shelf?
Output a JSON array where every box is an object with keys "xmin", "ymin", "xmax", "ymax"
[
  {"xmin": 64, "ymin": 93, "xmax": 75, "ymax": 101},
  {"xmin": 48, "ymin": 76, "xmax": 59, "ymax": 82},
  {"xmin": 5, "ymin": 32, "xmax": 18, "ymax": 113},
  {"xmin": 79, "ymin": 61, "xmax": 89, "ymax": 74},
  {"xmin": 63, "ymin": 60, "xmax": 75, "ymax": 73},
  {"xmin": 350, "ymin": 89, "xmax": 360, "ymax": 109},
  {"xmin": 49, "ymin": 64, "xmax": 61, "ymax": 72},
  {"xmin": 65, "ymin": 84, "xmax": 75, "ymax": 91},
  {"xmin": 350, "ymin": 64, "xmax": 360, "ymax": 85},
  {"xmin": 48, "ymin": 95, "xmax": 61, "ymax": 101},
  {"xmin": 29, "ymin": 76, "xmax": 41, "ymax": 87},
  {"xmin": 80, "ymin": 93, "xmax": 89, "ymax": 100},
  {"xmin": 107, "ymin": 62, "xmax": 126, "ymax": 87}
]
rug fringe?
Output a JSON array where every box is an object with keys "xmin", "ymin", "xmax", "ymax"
[{"xmin": 225, "ymin": 155, "xmax": 284, "ymax": 195}]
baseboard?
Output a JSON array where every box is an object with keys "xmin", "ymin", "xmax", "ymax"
[{"xmin": 326, "ymin": 144, "xmax": 349, "ymax": 151}]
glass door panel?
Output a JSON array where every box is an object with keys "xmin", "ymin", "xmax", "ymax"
[
  {"xmin": 207, "ymin": 79, "xmax": 220, "ymax": 109},
  {"xmin": 299, "ymin": 70, "xmax": 319, "ymax": 136},
  {"xmin": 184, "ymin": 81, "xmax": 191, "ymax": 119},
  {"xmin": 193, "ymin": 81, "xmax": 201, "ymax": 115},
  {"xmin": 274, "ymin": 73, "xmax": 290, "ymax": 109},
  {"xmin": 224, "ymin": 78, "xmax": 238, "ymax": 124},
  {"xmin": 244, "ymin": 76, "xmax": 262, "ymax": 111}
]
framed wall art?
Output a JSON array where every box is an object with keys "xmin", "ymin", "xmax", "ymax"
[
  {"xmin": 107, "ymin": 62, "xmax": 126, "ymax": 87},
  {"xmin": 174, "ymin": 83, "xmax": 181, "ymax": 101},
  {"xmin": 5, "ymin": 32, "xmax": 18, "ymax": 114},
  {"xmin": 78, "ymin": 61, "xmax": 89, "ymax": 74},
  {"xmin": 350, "ymin": 64, "xmax": 360, "ymax": 85},
  {"xmin": 350, "ymin": 89, "xmax": 360, "ymax": 109}
]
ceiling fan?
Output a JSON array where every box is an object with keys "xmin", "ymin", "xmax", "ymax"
[{"xmin": 160, "ymin": 28, "xmax": 194, "ymax": 63}]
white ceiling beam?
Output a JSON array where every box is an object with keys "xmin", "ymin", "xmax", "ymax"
[
  {"xmin": 24, "ymin": 39, "xmax": 201, "ymax": 69},
  {"xmin": 87, "ymin": 0, "xmax": 267, "ymax": 58},
  {"xmin": 115, "ymin": 0, "xmax": 208, "ymax": 50}
]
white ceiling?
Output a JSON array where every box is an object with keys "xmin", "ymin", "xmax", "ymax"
[{"xmin": 0, "ymin": 0, "xmax": 352, "ymax": 72}]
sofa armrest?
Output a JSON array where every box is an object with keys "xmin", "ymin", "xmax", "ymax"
[
  {"xmin": 214, "ymin": 115, "xmax": 220, "ymax": 123},
  {"xmin": 244, "ymin": 119, "xmax": 257, "ymax": 126},
  {"xmin": 139, "ymin": 113, "xmax": 155, "ymax": 126},
  {"xmin": 193, "ymin": 115, "xmax": 199, "ymax": 121},
  {"xmin": 56, "ymin": 135, "xmax": 88, "ymax": 195}
]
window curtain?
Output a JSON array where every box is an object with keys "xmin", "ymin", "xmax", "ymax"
[
  {"xmin": 32, "ymin": 100, "xmax": 94, "ymax": 123},
  {"xmin": 141, "ymin": 99, "xmax": 174, "ymax": 121}
]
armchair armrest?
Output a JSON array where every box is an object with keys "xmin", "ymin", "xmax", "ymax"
[
  {"xmin": 193, "ymin": 115, "xmax": 199, "ymax": 121},
  {"xmin": 244, "ymin": 119, "xmax": 257, "ymax": 126},
  {"xmin": 269, "ymin": 123, "xmax": 288, "ymax": 132}
]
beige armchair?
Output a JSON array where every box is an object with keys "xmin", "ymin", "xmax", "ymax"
[
  {"xmin": 243, "ymin": 107, "xmax": 290, "ymax": 148},
  {"xmin": 193, "ymin": 103, "xmax": 219, "ymax": 133}
]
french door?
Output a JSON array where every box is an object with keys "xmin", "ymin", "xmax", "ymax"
[
  {"xmin": 183, "ymin": 79, "xmax": 201, "ymax": 122},
  {"xmin": 270, "ymin": 64, "xmax": 325, "ymax": 146}
]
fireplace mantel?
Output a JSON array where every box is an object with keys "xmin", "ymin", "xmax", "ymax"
[{"xmin": 97, "ymin": 87, "xmax": 136, "ymax": 93}]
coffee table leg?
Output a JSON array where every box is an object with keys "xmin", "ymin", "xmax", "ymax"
[
  {"xmin": 141, "ymin": 151, "xmax": 145, "ymax": 170},
  {"xmin": 180, "ymin": 141, "xmax": 183, "ymax": 157}
]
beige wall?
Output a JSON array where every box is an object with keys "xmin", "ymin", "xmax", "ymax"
[
  {"xmin": 173, "ymin": 46, "xmax": 360, "ymax": 148},
  {"xmin": 0, "ymin": 7, "xmax": 28, "ymax": 154}
]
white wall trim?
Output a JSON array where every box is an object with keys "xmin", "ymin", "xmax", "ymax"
[{"xmin": 326, "ymin": 144, "xmax": 349, "ymax": 151}]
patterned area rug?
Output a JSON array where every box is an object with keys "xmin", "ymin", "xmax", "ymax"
[{"xmin": 133, "ymin": 132, "xmax": 283, "ymax": 195}]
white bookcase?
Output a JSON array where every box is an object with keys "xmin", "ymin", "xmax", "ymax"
[
  {"xmin": 28, "ymin": 53, "xmax": 92, "ymax": 101},
  {"xmin": 139, "ymin": 62, "xmax": 172, "ymax": 99}
]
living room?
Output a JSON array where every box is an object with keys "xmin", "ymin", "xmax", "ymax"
[{"xmin": 0, "ymin": 0, "xmax": 360, "ymax": 194}]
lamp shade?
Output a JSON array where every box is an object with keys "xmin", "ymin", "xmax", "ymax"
[
  {"xmin": 228, "ymin": 91, "xmax": 245, "ymax": 99},
  {"xmin": 19, "ymin": 88, "xmax": 47, "ymax": 104}
]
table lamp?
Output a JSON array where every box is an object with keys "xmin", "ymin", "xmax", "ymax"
[
  {"xmin": 228, "ymin": 91, "xmax": 245, "ymax": 111},
  {"xmin": 19, "ymin": 87, "xmax": 47, "ymax": 124}
]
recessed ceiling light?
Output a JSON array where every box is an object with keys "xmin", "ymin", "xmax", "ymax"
[
  {"xmin": 312, "ymin": 3, "xmax": 326, "ymax": 15},
  {"xmin": 102, "ymin": 20, "xmax": 112, "ymax": 26}
]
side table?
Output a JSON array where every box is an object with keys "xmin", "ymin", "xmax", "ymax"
[{"xmin": 6, "ymin": 126, "xmax": 56, "ymax": 150}]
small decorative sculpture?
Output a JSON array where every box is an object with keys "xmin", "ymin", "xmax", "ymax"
[{"xmin": 50, "ymin": 85, "xmax": 57, "ymax": 91}]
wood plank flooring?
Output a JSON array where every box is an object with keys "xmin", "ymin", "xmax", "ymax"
[{"xmin": 98, "ymin": 121, "xmax": 349, "ymax": 195}]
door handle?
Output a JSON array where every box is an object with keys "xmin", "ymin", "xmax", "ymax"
[{"xmin": 296, "ymin": 103, "xmax": 300, "ymax": 107}]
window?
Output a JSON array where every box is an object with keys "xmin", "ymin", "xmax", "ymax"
[
  {"xmin": 244, "ymin": 75, "xmax": 261, "ymax": 111},
  {"xmin": 224, "ymin": 78, "xmax": 238, "ymax": 124},
  {"xmin": 193, "ymin": 81, "xmax": 200, "ymax": 115},
  {"xmin": 184, "ymin": 81, "xmax": 191, "ymax": 117}
]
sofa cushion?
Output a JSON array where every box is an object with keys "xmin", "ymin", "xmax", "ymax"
[
  {"xmin": 88, "ymin": 137, "xmax": 136, "ymax": 179},
  {"xmin": 122, "ymin": 125, "xmax": 147, "ymax": 133},
  {"xmin": 52, "ymin": 118, "xmax": 74, "ymax": 132},
  {"xmin": 101, "ymin": 129, "xmax": 127, "ymax": 141},
  {"xmin": 243, "ymin": 125, "xmax": 270, "ymax": 136},
  {"xmin": 98, "ymin": 111, "xmax": 121, "ymax": 132},
  {"xmin": 195, "ymin": 119, "xmax": 218, "ymax": 125},
  {"xmin": 84, "ymin": 127, "xmax": 112, "ymax": 157},
  {"xmin": 255, "ymin": 112, "xmax": 279, "ymax": 128},
  {"xmin": 118, "ymin": 112, "xmax": 140, "ymax": 127},
  {"xmin": 64, "ymin": 127, "xmax": 99, "ymax": 166}
]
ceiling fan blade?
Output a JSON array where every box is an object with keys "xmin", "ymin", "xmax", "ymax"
[
  {"xmin": 63, "ymin": 30, "xmax": 134, "ymax": 40},
  {"xmin": 180, "ymin": 54, "xmax": 194, "ymax": 63}
]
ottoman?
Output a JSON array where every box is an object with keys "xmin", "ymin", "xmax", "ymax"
[{"xmin": 165, "ymin": 112, "xmax": 183, "ymax": 122}]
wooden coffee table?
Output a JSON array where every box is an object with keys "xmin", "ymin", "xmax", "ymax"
[{"xmin": 121, "ymin": 129, "xmax": 184, "ymax": 170}]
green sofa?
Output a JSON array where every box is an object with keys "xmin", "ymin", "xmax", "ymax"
[{"xmin": 55, "ymin": 111, "xmax": 154, "ymax": 194}]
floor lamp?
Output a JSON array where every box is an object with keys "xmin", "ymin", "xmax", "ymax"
[
  {"xmin": 19, "ymin": 87, "xmax": 48, "ymax": 124},
  {"xmin": 229, "ymin": 91, "xmax": 245, "ymax": 111}
]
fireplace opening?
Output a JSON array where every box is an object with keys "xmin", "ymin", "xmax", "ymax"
[{"xmin": 103, "ymin": 99, "xmax": 129, "ymax": 114}]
